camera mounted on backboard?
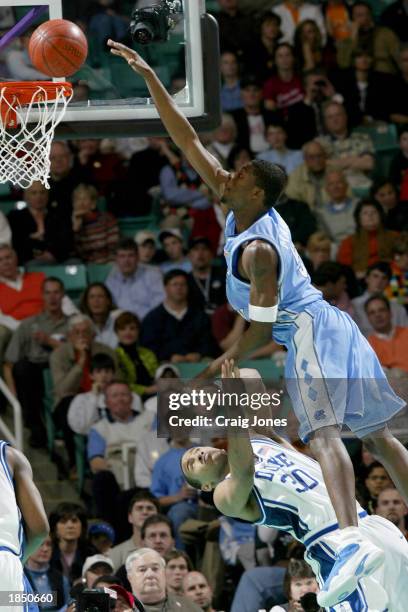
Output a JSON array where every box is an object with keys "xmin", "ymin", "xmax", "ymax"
[{"xmin": 130, "ymin": 1, "xmax": 183, "ymax": 45}]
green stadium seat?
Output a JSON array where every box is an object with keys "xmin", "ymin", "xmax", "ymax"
[
  {"xmin": 25, "ymin": 264, "xmax": 87, "ymax": 302},
  {"xmin": 118, "ymin": 215, "xmax": 157, "ymax": 237},
  {"xmin": 0, "ymin": 183, "xmax": 11, "ymax": 197},
  {"xmin": 0, "ymin": 200, "xmax": 17, "ymax": 215},
  {"xmin": 87, "ymin": 263, "xmax": 113, "ymax": 284},
  {"xmin": 176, "ymin": 359, "xmax": 283, "ymax": 381},
  {"xmin": 354, "ymin": 123, "xmax": 398, "ymax": 152},
  {"xmin": 176, "ymin": 362, "xmax": 208, "ymax": 378}
]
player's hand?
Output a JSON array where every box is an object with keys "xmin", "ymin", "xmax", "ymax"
[
  {"xmin": 221, "ymin": 359, "xmax": 240, "ymax": 379},
  {"xmin": 107, "ymin": 39, "xmax": 152, "ymax": 78}
]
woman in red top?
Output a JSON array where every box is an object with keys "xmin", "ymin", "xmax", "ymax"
[
  {"xmin": 263, "ymin": 43, "xmax": 303, "ymax": 113},
  {"xmin": 337, "ymin": 199, "xmax": 399, "ymax": 279}
]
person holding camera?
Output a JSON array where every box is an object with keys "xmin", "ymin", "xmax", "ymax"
[{"xmin": 270, "ymin": 559, "xmax": 321, "ymax": 612}]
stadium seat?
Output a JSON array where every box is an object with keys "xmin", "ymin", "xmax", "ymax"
[
  {"xmin": 25, "ymin": 264, "xmax": 87, "ymax": 302},
  {"xmin": 42, "ymin": 368, "xmax": 56, "ymax": 455},
  {"xmin": 87, "ymin": 263, "xmax": 113, "ymax": 284},
  {"xmin": 354, "ymin": 123, "xmax": 398, "ymax": 152},
  {"xmin": 74, "ymin": 434, "xmax": 88, "ymax": 495},
  {"xmin": 176, "ymin": 362, "xmax": 209, "ymax": 378},
  {"xmin": 118, "ymin": 215, "xmax": 157, "ymax": 237},
  {"xmin": 238, "ymin": 359, "xmax": 284, "ymax": 381},
  {"xmin": 0, "ymin": 200, "xmax": 17, "ymax": 215}
]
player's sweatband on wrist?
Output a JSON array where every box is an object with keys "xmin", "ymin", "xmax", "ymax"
[{"xmin": 249, "ymin": 304, "xmax": 278, "ymax": 322}]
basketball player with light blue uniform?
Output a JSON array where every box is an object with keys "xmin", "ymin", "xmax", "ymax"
[
  {"xmin": 0, "ymin": 440, "xmax": 49, "ymax": 611},
  {"xmin": 181, "ymin": 361, "xmax": 408, "ymax": 612},
  {"xmin": 108, "ymin": 39, "xmax": 408, "ymax": 607}
]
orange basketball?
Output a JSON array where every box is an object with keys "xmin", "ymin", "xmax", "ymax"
[{"xmin": 28, "ymin": 19, "xmax": 88, "ymax": 78}]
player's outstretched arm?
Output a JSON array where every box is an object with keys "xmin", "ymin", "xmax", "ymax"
[
  {"xmin": 107, "ymin": 39, "xmax": 229, "ymax": 197},
  {"xmin": 7, "ymin": 447, "xmax": 49, "ymax": 562},
  {"xmin": 213, "ymin": 360, "xmax": 255, "ymax": 520},
  {"xmin": 200, "ymin": 241, "xmax": 279, "ymax": 377}
]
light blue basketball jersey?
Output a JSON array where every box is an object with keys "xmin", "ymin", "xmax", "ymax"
[{"xmin": 224, "ymin": 208, "xmax": 323, "ymax": 346}]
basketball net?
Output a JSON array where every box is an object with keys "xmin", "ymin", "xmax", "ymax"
[{"xmin": 0, "ymin": 81, "xmax": 73, "ymax": 189}]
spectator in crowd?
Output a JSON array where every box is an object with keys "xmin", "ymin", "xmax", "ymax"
[
  {"xmin": 366, "ymin": 294, "xmax": 408, "ymax": 376},
  {"xmin": 159, "ymin": 152, "xmax": 212, "ymax": 212},
  {"xmin": 385, "ymin": 232, "xmax": 408, "ymax": 307},
  {"xmin": 88, "ymin": 381, "xmax": 154, "ymax": 525},
  {"xmin": 0, "ymin": 245, "xmax": 45, "ymax": 362},
  {"xmin": 72, "ymin": 184, "xmax": 119, "ymax": 263},
  {"xmin": 206, "ymin": 114, "xmax": 237, "ymax": 170},
  {"xmin": 141, "ymin": 269, "xmax": 216, "ymax": 363},
  {"xmin": 25, "ymin": 536, "xmax": 70, "ymax": 610},
  {"xmin": 263, "ymin": 44, "xmax": 304, "ymax": 113},
  {"xmin": 67, "ymin": 353, "xmax": 124, "ymax": 436},
  {"xmin": 159, "ymin": 229, "xmax": 192, "ymax": 274},
  {"xmin": 275, "ymin": 195, "xmax": 318, "ymax": 249},
  {"xmin": 337, "ymin": 199, "xmax": 398, "ymax": 278},
  {"xmin": 389, "ymin": 47, "xmax": 408, "ymax": 126},
  {"xmin": 325, "ymin": 0, "xmax": 352, "ymax": 43},
  {"xmin": 227, "ymin": 145, "xmax": 253, "ymax": 172},
  {"xmin": 286, "ymin": 71, "xmax": 337, "ymax": 148},
  {"xmin": 352, "ymin": 262, "xmax": 408, "ymax": 336},
  {"xmin": 187, "ymin": 237, "xmax": 226, "ymax": 316},
  {"xmin": 80, "ymin": 283, "xmax": 118, "ymax": 348},
  {"xmin": 5, "ymin": 28, "xmax": 48, "ymax": 80},
  {"xmin": 106, "ymin": 238, "xmax": 165, "ymax": 320},
  {"xmin": 51, "ymin": 314, "xmax": 118, "ymax": 471},
  {"xmin": 76, "ymin": 139, "xmax": 126, "ymax": 201},
  {"xmin": 269, "ymin": 559, "xmax": 319, "ymax": 612},
  {"xmin": 88, "ymin": 523, "xmax": 116, "ymax": 555},
  {"xmin": 272, "ymin": 0, "xmax": 326, "ymax": 45},
  {"xmin": 318, "ymin": 101, "xmax": 375, "ymax": 190},
  {"xmin": 114, "ymin": 311, "xmax": 158, "ymax": 398},
  {"xmin": 48, "ymin": 142, "xmax": 92, "ymax": 224},
  {"xmin": 87, "ymin": 0, "xmax": 129, "ymax": 52},
  {"xmin": 220, "ymin": 52, "xmax": 243, "ymax": 113},
  {"xmin": 81, "ymin": 554, "xmax": 115, "ymax": 588},
  {"xmin": 381, "ymin": 0, "xmax": 408, "ymax": 43},
  {"xmin": 151, "ymin": 437, "xmax": 198, "ymax": 550},
  {"xmin": 165, "ymin": 551, "xmax": 193, "ymax": 596},
  {"xmin": 0, "ymin": 210, "xmax": 10, "ymax": 246},
  {"xmin": 285, "ymin": 140, "xmax": 328, "ymax": 209},
  {"xmin": 134, "ymin": 231, "xmax": 158, "ymax": 266},
  {"xmin": 316, "ymin": 170, "xmax": 357, "ymax": 248},
  {"xmin": 337, "ymin": 1, "xmax": 400, "ymax": 75},
  {"xmin": 49, "ymin": 502, "xmax": 94, "ymax": 583},
  {"xmin": 335, "ymin": 49, "xmax": 394, "ymax": 126},
  {"xmin": 141, "ymin": 515, "xmax": 176, "ymax": 559},
  {"xmin": 374, "ymin": 487, "xmax": 408, "ymax": 537},
  {"xmin": 362, "ymin": 461, "xmax": 393, "ymax": 513},
  {"xmin": 245, "ymin": 12, "xmax": 282, "ymax": 83},
  {"xmin": 183, "ymin": 572, "xmax": 216, "ymax": 612},
  {"xmin": 231, "ymin": 75, "xmax": 278, "ymax": 154},
  {"xmin": 4, "ymin": 277, "xmax": 68, "ymax": 448},
  {"xmin": 256, "ymin": 123, "xmax": 303, "ymax": 174},
  {"xmin": 213, "ymin": 0, "xmax": 255, "ymax": 60},
  {"xmin": 312, "ymin": 261, "xmax": 353, "ymax": 315},
  {"xmin": 125, "ymin": 548, "xmax": 202, "ymax": 612},
  {"xmin": 371, "ymin": 178, "xmax": 408, "ymax": 232},
  {"xmin": 390, "ymin": 127, "xmax": 408, "ymax": 190},
  {"xmin": 4, "ymin": 181, "xmax": 58, "ymax": 265},
  {"xmin": 305, "ymin": 231, "xmax": 332, "ymax": 272},
  {"xmin": 108, "ymin": 491, "xmax": 160, "ymax": 572},
  {"xmin": 294, "ymin": 19, "xmax": 335, "ymax": 73}
]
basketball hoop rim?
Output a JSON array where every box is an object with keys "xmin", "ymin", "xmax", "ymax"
[{"xmin": 0, "ymin": 81, "xmax": 73, "ymax": 105}]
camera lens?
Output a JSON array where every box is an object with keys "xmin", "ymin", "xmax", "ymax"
[{"xmin": 133, "ymin": 22, "xmax": 155, "ymax": 44}]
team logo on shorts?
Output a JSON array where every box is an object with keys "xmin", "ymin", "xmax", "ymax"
[{"xmin": 314, "ymin": 409, "xmax": 326, "ymax": 421}]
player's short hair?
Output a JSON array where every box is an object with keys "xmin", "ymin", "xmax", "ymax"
[
  {"xmin": 141, "ymin": 514, "xmax": 174, "ymax": 540},
  {"xmin": 128, "ymin": 490, "xmax": 160, "ymax": 514},
  {"xmin": 250, "ymin": 160, "xmax": 287, "ymax": 208},
  {"xmin": 364, "ymin": 293, "xmax": 391, "ymax": 313},
  {"xmin": 283, "ymin": 558, "xmax": 315, "ymax": 600}
]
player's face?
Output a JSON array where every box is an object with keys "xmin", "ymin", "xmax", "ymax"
[
  {"xmin": 221, "ymin": 163, "xmax": 257, "ymax": 209},
  {"xmin": 290, "ymin": 576, "xmax": 319, "ymax": 601},
  {"xmin": 182, "ymin": 446, "xmax": 228, "ymax": 491}
]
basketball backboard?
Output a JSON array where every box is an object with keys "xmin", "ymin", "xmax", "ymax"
[{"xmin": 0, "ymin": 0, "xmax": 221, "ymax": 138}]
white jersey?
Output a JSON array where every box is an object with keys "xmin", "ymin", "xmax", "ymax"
[
  {"xmin": 251, "ymin": 437, "xmax": 366, "ymax": 545},
  {"xmin": 0, "ymin": 440, "xmax": 24, "ymax": 558}
]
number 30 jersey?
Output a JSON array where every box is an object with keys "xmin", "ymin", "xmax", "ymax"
[{"xmin": 250, "ymin": 437, "xmax": 366, "ymax": 547}]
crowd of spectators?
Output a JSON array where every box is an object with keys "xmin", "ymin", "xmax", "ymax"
[{"xmin": 0, "ymin": 1, "xmax": 408, "ymax": 610}]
